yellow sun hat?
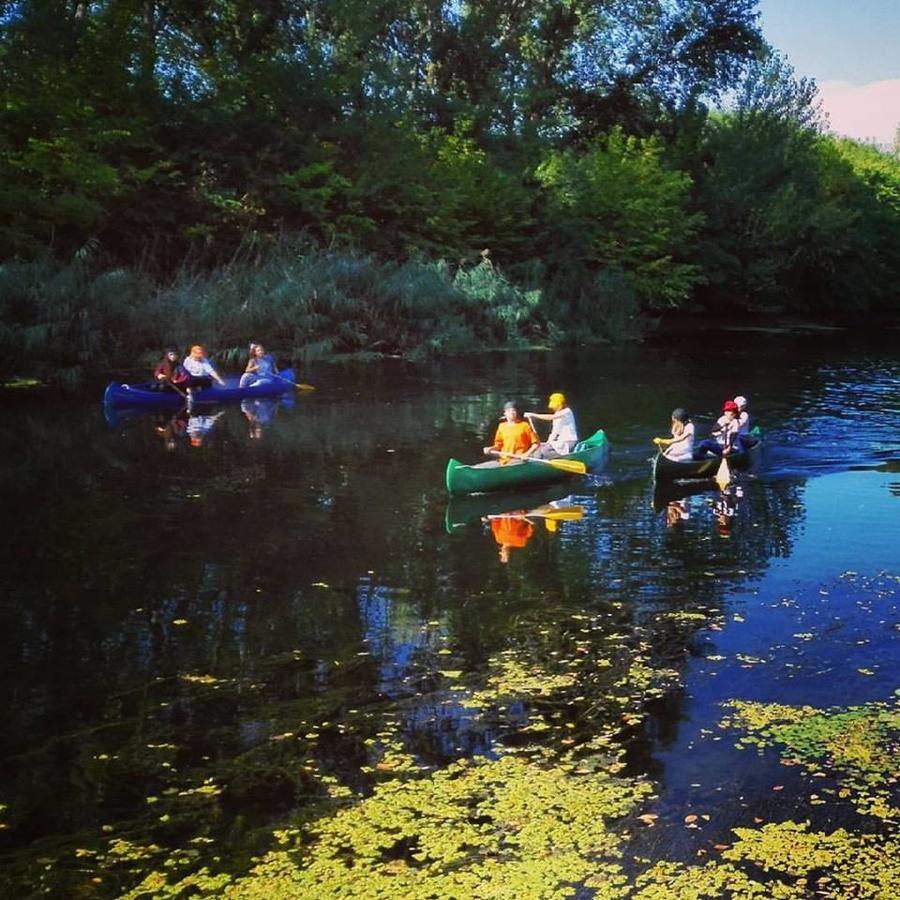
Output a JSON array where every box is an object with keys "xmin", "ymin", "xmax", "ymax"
[{"xmin": 548, "ymin": 392, "xmax": 566, "ymax": 410}]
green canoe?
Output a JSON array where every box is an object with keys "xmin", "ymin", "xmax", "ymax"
[{"xmin": 445, "ymin": 429, "xmax": 608, "ymax": 496}]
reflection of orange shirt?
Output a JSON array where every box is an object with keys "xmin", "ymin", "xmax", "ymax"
[
  {"xmin": 490, "ymin": 517, "xmax": 533, "ymax": 548},
  {"xmin": 491, "ymin": 421, "xmax": 538, "ymax": 459}
]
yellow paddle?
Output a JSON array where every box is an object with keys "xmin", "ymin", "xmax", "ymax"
[
  {"xmin": 487, "ymin": 505, "xmax": 585, "ymax": 522},
  {"xmin": 488, "ymin": 450, "xmax": 586, "ymax": 475},
  {"xmin": 715, "ymin": 455, "xmax": 731, "ymax": 490},
  {"xmin": 273, "ymin": 373, "xmax": 315, "ymax": 391}
]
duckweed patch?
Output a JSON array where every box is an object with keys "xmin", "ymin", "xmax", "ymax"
[{"xmin": 723, "ymin": 696, "xmax": 900, "ymax": 821}]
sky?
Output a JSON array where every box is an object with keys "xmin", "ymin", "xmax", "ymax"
[{"xmin": 757, "ymin": 0, "xmax": 900, "ymax": 145}]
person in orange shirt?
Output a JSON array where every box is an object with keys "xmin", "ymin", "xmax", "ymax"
[{"xmin": 483, "ymin": 401, "xmax": 539, "ymax": 463}]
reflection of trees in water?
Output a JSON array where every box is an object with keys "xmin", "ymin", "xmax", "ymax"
[{"xmin": 0, "ymin": 397, "xmax": 810, "ymax": 882}]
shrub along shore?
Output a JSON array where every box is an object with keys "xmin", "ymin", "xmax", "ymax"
[{"xmin": 3, "ymin": 2, "xmax": 900, "ymax": 382}]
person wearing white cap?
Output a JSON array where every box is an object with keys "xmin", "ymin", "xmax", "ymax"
[
  {"xmin": 733, "ymin": 396, "xmax": 750, "ymax": 434},
  {"xmin": 733, "ymin": 395, "xmax": 758, "ymax": 450}
]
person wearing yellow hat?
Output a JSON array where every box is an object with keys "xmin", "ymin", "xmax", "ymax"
[{"xmin": 525, "ymin": 392, "xmax": 578, "ymax": 458}]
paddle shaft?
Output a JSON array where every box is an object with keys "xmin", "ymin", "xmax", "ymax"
[
  {"xmin": 488, "ymin": 449, "xmax": 586, "ymax": 475},
  {"xmin": 273, "ymin": 372, "xmax": 315, "ymax": 391},
  {"xmin": 163, "ymin": 376, "xmax": 187, "ymax": 398}
]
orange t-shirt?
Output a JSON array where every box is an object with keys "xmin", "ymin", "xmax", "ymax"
[
  {"xmin": 491, "ymin": 517, "xmax": 534, "ymax": 549},
  {"xmin": 491, "ymin": 420, "xmax": 538, "ymax": 459}
]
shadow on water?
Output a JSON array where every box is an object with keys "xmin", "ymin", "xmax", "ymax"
[{"xmin": 0, "ymin": 332, "xmax": 897, "ymax": 895}]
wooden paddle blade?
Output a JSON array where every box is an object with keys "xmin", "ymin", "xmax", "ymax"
[
  {"xmin": 296, "ymin": 383, "xmax": 315, "ymax": 391},
  {"xmin": 546, "ymin": 458, "xmax": 587, "ymax": 475},
  {"xmin": 715, "ymin": 456, "xmax": 731, "ymax": 489}
]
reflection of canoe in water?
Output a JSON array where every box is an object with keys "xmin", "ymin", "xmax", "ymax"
[
  {"xmin": 652, "ymin": 429, "xmax": 761, "ymax": 483},
  {"xmin": 651, "ymin": 479, "xmax": 720, "ymax": 514},
  {"xmin": 445, "ymin": 483, "xmax": 576, "ymax": 532},
  {"xmin": 103, "ymin": 369, "xmax": 297, "ymax": 408},
  {"xmin": 445, "ymin": 430, "xmax": 608, "ymax": 496}
]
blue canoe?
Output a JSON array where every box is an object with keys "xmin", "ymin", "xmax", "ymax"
[{"xmin": 103, "ymin": 369, "xmax": 297, "ymax": 408}]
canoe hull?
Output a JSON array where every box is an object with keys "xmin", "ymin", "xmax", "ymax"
[
  {"xmin": 103, "ymin": 369, "xmax": 296, "ymax": 408},
  {"xmin": 652, "ymin": 432, "xmax": 761, "ymax": 483},
  {"xmin": 445, "ymin": 430, "xmax": 608, "ymax": 496}
]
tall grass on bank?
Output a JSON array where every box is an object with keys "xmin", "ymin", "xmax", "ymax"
[{"xmin": 0, "ymin": 239, "xmax": 644, "ymax": 380}]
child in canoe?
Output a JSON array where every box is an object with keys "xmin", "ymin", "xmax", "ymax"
[
  {"xmin": 484, "ymin": 401, "xmax": 540, "ymax": 463},
  {"xmin": 525, "ymin": 392, "xmax": 578, "ymax": 457},
  {"xmin": 153, "ymin": 348, "xmax": 189, "ymax": 393},
  {"xmin": 734, "ymin": 395, "xmax": 758, "ymax": 450},
  {"xmin": 654, "ymin": 408, "xmax": 694, "ymax": 461},
  {"xmin": 240, "ymin": 342, "xmax": 280, "ymax": 388},
  {"xmin": 182, "ymin": 345, "xmax": 226, "ymax": 393},
  {"xmin": 693, "ymin": 400, "xmax": 740, "ymax": 458}
]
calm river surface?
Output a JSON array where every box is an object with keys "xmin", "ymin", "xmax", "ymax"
[{"xmin": 1, "ymin": 329, "xmax": 897, "ymax": 896}]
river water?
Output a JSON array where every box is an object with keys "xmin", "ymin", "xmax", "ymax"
[{"xmin": 0, "ymin": 329, "xmax": 897, "ymax": 895}]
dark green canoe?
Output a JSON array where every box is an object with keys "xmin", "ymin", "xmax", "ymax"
[
  {"xmin": 445, "ymin": 429, "xmax": 608, "ymax": 496},
  {"xmin": 652, "ymin": 428, "xmax": 761, "ymax": 483}
]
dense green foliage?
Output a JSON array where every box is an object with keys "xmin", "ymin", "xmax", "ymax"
[{"xmin": 1, "ymin": 1, "xmax": 899, "ymax": 373}]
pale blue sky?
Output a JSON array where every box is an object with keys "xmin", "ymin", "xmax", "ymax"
[{"xmin": 758, "ymin": 0, "xmax": 900, "ymax": 143}]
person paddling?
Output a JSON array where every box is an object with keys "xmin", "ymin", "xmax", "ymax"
[
  {"xmin": 693, "ymin": 400, "xmax": 740, "ymax": 459},
  {"xmin": 654, "ymin": 408, "xmax": 694, "ymax": 461},
  {"xmin": 525, "ymin": 392, "xmax": 578, "ymax": 458},
  {"xmin": 153, "ymin": 348, "xmax": 189, "ymax": 394},
  {"xmin": 484, "ymin": 400, "xmax": 539, "ymax": 464}
]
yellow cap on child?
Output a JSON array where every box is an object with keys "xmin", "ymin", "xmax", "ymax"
[{"xmin": 548, "ymin": 392, "xmax": 566, "ymax": 410}]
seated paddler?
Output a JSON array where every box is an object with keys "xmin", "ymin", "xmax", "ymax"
[
  {"xmin": 525, "ymin": 392, "xmax": 578, "ymax": 457},
  {"xmin": 483, "ymin": 400, "xmax": 540, "ymax": 463},
  {"xmin": 182, "ymin": 345, "xmax": 226, "ymax": 394}
]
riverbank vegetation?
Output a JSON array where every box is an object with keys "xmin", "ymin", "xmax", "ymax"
[{"xmin": 2, "ymin": 1, "xmax": 900, "ymax": 378}]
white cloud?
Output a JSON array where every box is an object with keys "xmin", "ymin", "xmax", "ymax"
[{"xmin": 817, "ymin": 79, "xmax": 900, "ymax": 145}]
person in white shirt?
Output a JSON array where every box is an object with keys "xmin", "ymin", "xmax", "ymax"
[
  {"xmin": 734, "ymin": 395, "xmax": 751, "ymax": 434},
  {"xmin": 733, "ymin": 395, "xmax": 759, "ymax": 450},
  {"xmin": 654, "ymin": 408, "xmax": 694, "ymax": 461},
  {"xmin": 525, "ymin": 392, "xmax": 578, "ymax": 457},
  {"xmin": 182, "ymin": 345, "xmax": 225, "ymax": 394},
  {"xmin": 693, "ymin": 400, "xmax": 740, "ymax": 458}
]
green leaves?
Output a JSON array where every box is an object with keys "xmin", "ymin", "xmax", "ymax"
[{"xmin": 536, "ymin": 130, "xmax": 703, "ymax": 311}]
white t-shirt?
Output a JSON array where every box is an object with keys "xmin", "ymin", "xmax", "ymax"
[
  {"xmin": 548, "ymin": 407, "xmax": 578, "ymax": 453},
  {"xmin": 737, "ymin": 410, "xmax": 751, "ymax": 434},
  {"xmin": 665, "ymin": 422, "xmax": 695, "ymax": 461},
  {"xmin": 183, "ymin": 355, "xmax": 217, "ymax": 378},
  {"xmin": 714, "ymin": 415, "xmax": 740, "ymax": 447}
]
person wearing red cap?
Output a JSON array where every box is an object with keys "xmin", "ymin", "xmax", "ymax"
[{"xmin": 693, "ymin": 400, "xmax": 740, "ymax": 459}]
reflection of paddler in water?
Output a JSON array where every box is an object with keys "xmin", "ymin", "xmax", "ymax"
[
  {"xmin": 155, "ymin": 410, "xmax": 188, "ymax": 451},
  {"xmin": 666, "ymin": 497, "xmax": 690, "ymax": 528},
  {"xmin": 714, "ymin": 484, "xmax": 743, "ymax": 537},
  {"xmin": 186, "ymin": 409, "xmax": 225, "ymax": 447},
  {"xmin": 241, "ymin": 397, "xmax": 277, "ymax": 440},
  {"xmin": 484, "ymin": 502, "xmax": 583, "ymax": 562},
  {"xmin": 487, "ymin": 514, "xmax": 534, "ymax": 564}
]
